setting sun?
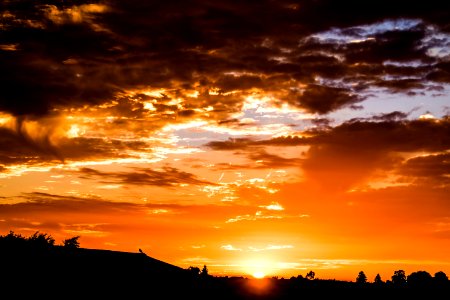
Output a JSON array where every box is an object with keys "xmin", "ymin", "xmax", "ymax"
[
  {"xmin": 240, "ymin": 257, "xmax": 276, "ymax": 279},
  {"xmin": 253, "ymin": 271, "xmax": 265, "ymax": 279}
]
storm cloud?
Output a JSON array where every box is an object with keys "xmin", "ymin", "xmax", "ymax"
[{"xmin": 0, "ymin": 0, "xmax": 449, "ymax": 119}]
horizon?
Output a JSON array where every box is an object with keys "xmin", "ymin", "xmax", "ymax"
[
  {"xmin": 2, "ymin": 230, "xmax": 448, "ymax": 284},
  {"xmin": 0, "ymin": 1, "xmax": 449, "ymax": 283}
]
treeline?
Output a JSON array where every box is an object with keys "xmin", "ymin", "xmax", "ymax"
[
  {"xmin": 352, "ymin": 269, "xmax": 449, "ymax": 287},
  {"xmin": 0, "ymin": 230, "xmax": 80, "ymax": 250},
  {"xmin": 277, "ymin": 268, "xmax": 449, "ymax": 288}
]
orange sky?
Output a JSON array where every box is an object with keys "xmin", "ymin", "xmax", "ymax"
[{"xmin": 0, "ymin": 0, "xmax": 449, "ymax": 282}]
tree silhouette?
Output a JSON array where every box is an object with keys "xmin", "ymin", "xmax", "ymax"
[
  {"xmin": 201, "ymin": 265, "xmax": 209, "ymax": 277},
  {"xmin": 374, "ymin": 273, "xmax": 383, "ymax": 285},
  {"xmin": 407, "ymin": 271, "xmax": 432, "ymax": 287},
  {"xmin": 391, "ymin": 270, "xmax": 406, "ymax": 286},
  {"xmin": 306, "ymin": 270, "xmax": 315, "ymax": 280},
  {"xmin": 28, "ymin": 231, "xmax": 55, "ymax": 248},
  {"xmin": 434, "ymin": 271, "xmax": 449, "ymax": 286},
  {"xmin": 0, "ymin": 231, "xmax": 26, "ymax": 248},
  {"xmin": 63, "ymin": 236, "xmax": 80, "ymax": 249},
  {"xmin": 356, "ymin": 271, "xmax": 367, "ymax": 284}
]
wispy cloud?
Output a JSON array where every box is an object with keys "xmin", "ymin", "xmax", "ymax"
[{"xmin": 221, "ymin": 244, "xmax": 242, "ymax": 251}]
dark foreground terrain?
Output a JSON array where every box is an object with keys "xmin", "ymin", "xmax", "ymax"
[{"xmin": 1, "ymin": 232, "xmax": 449, "ymax": 299}]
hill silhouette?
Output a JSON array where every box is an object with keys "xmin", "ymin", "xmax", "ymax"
[{"xmin": 1, "ymin": 231, "xmax": 449, "ymax": 299}]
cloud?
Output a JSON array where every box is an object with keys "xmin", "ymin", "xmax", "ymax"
[
  {"xmin": 369, "ymin": 111, "xmax": 409, "ymax": 122},
  {"xmin": 1, "ymin": 0, "xmax": 449, "ymax": 121},
  {"xmin": 78, "ymin": 166, "xmax": 213, "ymax": 187},
  {"xmin": 398, "ymin": 153, "xmax": 450, "ymax": 184},
  {"xmin": 0, "ymin": 193, "xmax": 145, "ymax": 235},
  {"xmin": 211, "ymin": 150, "xmax": 300, "ymax": 171},
  {"xmin": 43, "ymin": 3, "xmax": 108, "ymax": 26},
  {"xmin": 205, "ymin": 136, "xmax": 308, "ymax": 151},
  {"xmin": 303, "ymin": 117, "xmax": 450, "ymax": 190},
  {"xmin": 0, "ymin": 192, "xmax": 279, "ymax": 250},
  {"xmin": 287, "ymin": 84, "xmax": 362, "ymax": 114},
  {"xmin": 205, "ymin": 116, "xmax": 449, "ymax": 190},
  {"xmin": 259, "ymin": 202, "xmax": 284, "ymax": 211},
  {"xmin": 248, "ymin": 245, "xmax": 294, "ymax": 252},
  {"xmin": 248, "ymin": 151, "xmax": 301, "ymax": 169},
  {"xmin": 225, "ymin": 209, "xmax": 307, "ymax": 224},
  {"xmin": 221, "ymin": 244, "xmax": 242, "ymax": 251},
  {"xmin": 205, "ymin": 138, "xmax": 258, "ymax": 151},
  {"xmin": 0, "ymin": 125, "xmax": 146, "ymax": 165},
  {"xmin": 221, "ymin": 244, "xmax": 293, "ymax": 252}
]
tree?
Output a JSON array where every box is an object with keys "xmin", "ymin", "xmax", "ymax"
[
  {"xmin": 434, "ymin": 271, "xmax": 449, "ymax": 285},
  {"xmin": 306, "ymin": 270, "xmax": 315, "ymax": 280},
  {"xmin": 201, "ymin": 265, "xmax": 209, "ymax": 277},
  {"xmin": 391, "ymin": 270, "xmax": 406, "ymax": 286},
  {"xmin": 374, "ymin": 273, "xmax": 384, "ymax": 285},
  {"xmin": 407, "ymin": 271, "xmax": 432, "ymax": 287},
  {"xmin": 356, "ymin": 271, "xmax": 367, "ymax": 284},
  {"xmin": 0, "ymin": 231, "xmax": 25, "ymax": 244},
  {"xmin": 28, "ymin": 231, "xmax": 55, "ymax": 248},
  {"xmin": 62, "ymin": 236, "xmax": 80, "ymax": 249}
]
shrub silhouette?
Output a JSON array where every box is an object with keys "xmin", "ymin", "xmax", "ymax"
[
  {"xmin": 0, "ymin": 230, "xmax": 80, "ymax": 252},
  {"xmin": 0, "ymin": 231, "xmax": 26, "ymax": 249},
  {"xmin": 306, "ymin": 270, "xmax": 315, "ymax": 280},
  {"xmin": 63, "ymin": 236, "xmax": 80, "ymax": 249},
  {"xmin": 29, "ymin": 231, "xmax": 55, "ymax": 248}
]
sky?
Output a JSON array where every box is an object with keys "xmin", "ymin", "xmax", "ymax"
[{"xmin": 0, "ymin": 0, "xmax": 449, "ymax": 281}]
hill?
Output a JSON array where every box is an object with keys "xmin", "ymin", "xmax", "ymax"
[{"xmin": 1, "ymin": 244, "xmax": 193, "ymax": 298}]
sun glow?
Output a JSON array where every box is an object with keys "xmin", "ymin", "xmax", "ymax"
[
  {"xmin": 253, "ymin": 271, "xmax": 265, "ymax": 279},
  {"xmin": 242, "ymin": 257, "xmax": 275, "ymax": 279}
]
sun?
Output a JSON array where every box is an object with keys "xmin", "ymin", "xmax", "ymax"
[
  {"xmin": 241, "ymin": 256, "xmax": 275, "ymax": 279},
  {"xmin": 253, "ymin": 271, "xmax": 265, "ymax": 279}
]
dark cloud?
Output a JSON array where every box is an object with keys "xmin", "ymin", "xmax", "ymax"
[
  {"xmin": 59, "ymin": 137, "xmax": 146, "ymax": 160},
  {"xmin": 288, "ymin": 84, "xmax": 362, "ymax": 114},
  {"xmin": 204, "ymin": 117, "xmax": 450, "ymax": 190},
  {"xmin": 205, "ymin": 136, "xmax": 308, "ymax": 151},
  {"xmin": 344, "ymin": 27, "xmax": 427, "ymax": 64},
  {"xmin": 1, "ymin": 0, "xmax": 449, "ymax": 119},
  {"xmin": 78, "ymin": 166, "xmax": 213, "ymax": 187},
  {"xmin": 205, "ymin": 138, "xmax": 258, "ymax": 151},
  {"xmin": 426, "ymin": 61, "xmax": 450, "ymax": 83},
  {"xmin": 214, "ymin": 150, "xmax": 300, "ymax": 170},
  {"xmin": 370, "ymin": 111, "xmax": 409, "ymax": 122},
  {"xmin": 0, "ymin": 126, "xmax": 61, "ymax": 165},
  {"xmin": 0, "ymin": 125, "xmax": 144, "ymax": 165},
  {"xmin": 303, "ymin": 118, "xmax": 450, "ymax": 190},
  {"xmin": 314, "ymin": 118, "xmax": 450, "ymax": 152},
  {"xmin": 1, "ymin": 192, "xmax": 141, "ymax": 215},
  {"xmin": 0, "ymin": 192, "xmax": 180, "ymax": 235},
  {"xmin": 399, "ymin": 153, "xmax": 450, "ymax": 183},
  {"xmin": 0, "ymin": 192, "xmax": 270, "ymax": 241},
  {"xmin": 247, "ymin": 151, "xmax": 301, "ymax": 169}
]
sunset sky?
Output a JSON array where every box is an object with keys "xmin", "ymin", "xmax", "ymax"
[{"xmin": 1, "ymin": 0, "xmax": 449, "ymax": 281}]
